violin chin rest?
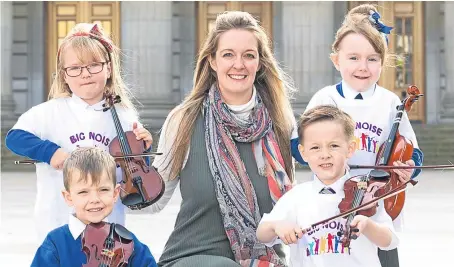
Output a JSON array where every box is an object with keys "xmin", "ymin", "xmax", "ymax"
[
  {"xmin": 122, "ymin": 193, "xmax": 143, "ymax": 207},
  {"xmin": 114, "ymin": 224, "xmax": 134, "ymax": 241},
  {"xmin": 369, "ymin": 169, "xmax": 390, "ymax": 180}
]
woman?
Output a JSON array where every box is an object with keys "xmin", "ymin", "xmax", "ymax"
[{"xmin": 150, "ymin": 11, "xmax": 296, "ymax": 267}]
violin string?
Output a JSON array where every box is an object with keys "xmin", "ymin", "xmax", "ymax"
[
  {"xmin": 348, "ymin": 174, "xmax": 367, "ymax": 229},
  {"xmin": 106, "ymin": 226, "xmax": 115, "ymax": 267},
  {"xmin": 111, "ymin": 107, "xmax": 135, "ymax": 182}
]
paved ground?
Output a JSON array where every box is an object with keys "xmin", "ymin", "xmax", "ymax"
[{"xmin": 1, "ymin": 170, "xmax": 453, "ymax": 266}]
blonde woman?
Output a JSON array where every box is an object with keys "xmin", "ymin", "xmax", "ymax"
[
  {"xmin": 5, "ymin": 23, "xmax": 153, "ymax": 244},
  {"xmin": 150, "ymin": 11, "xmax": 296, "ymax": 267}
]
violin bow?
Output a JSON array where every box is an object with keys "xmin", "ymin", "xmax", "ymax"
[
  {"xmin": 349, "ymin": 164, "xmax": 454, "ymax": 170},
  {"xmin": 14, "ymin": 152, "xmax": 163, "ymax": 165},
  {"xmin": 303, "ymin": 178, "xmax": 418, "ymax": 231}
]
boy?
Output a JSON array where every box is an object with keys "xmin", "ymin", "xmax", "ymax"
[
  {"xmin": 256, "ymin": 105, "xmax": 399, "ymax": 267},
  {"xmin": 31, "ymin": 147, "xmax": 157, "ymax": 266}
]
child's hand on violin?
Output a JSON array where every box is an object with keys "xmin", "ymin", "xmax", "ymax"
[
  {"xmin": 132, "ymin": 122, "xmax": 153, "ymax": 150},
  {"xmin": 349, "ymin": 215, "xmax": 370, "ymax": 240},
  {"xmin": 393, "ymin": 159, "xmax": 415, "ymax": 183},
  {"xmin": 50, "ymin": 148, "xmax": 69, "ymax": 170},
  {"xmin": 273, "ymin": 221, "xmax": 305, "ymax": 245}
]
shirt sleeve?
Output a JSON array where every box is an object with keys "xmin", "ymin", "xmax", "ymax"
[
  {"xmin": 11, "ymin": 103, "xmax": 46, "ymax": 136},
  {"xmin": 290, "ymin": 113, "xmax": 307, "ymax": 166},
  {"xmin": 30, "ymin": 235, "xmax": 60, "ymax": 267},
  {"xmin": 304, "ymin": 87, "xmax": 337, "ymax": 113},
  {"xmin": 6, "ymin": 102, "xmax": 60, "ymax": 164},
  {"xmin": 130, "ymin": 234, "xmax": 158, "ymax": 267},
  {"xmin": 259, "ymin": 187, "xmax": 299, "ymax": 246},
  {"xmin": 370, "ymin": 201, "xmax": 400, "ymax": 251},
  {"xmin": 5, "ymin": 129, "xmax": 60, "ymax": 164}
]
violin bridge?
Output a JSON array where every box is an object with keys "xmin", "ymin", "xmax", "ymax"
[
  {"xmin": 101, "ymin": 249, "xmax": 115, "ymax": 258},
  {"xmin": 357, "ymin": 181, "xmax": 368, "ymax": 190}
]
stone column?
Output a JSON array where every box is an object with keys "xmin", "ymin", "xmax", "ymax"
[
  {"xmin": 121, "ymin": 1, "xmax": 174, "ymax": 130},
  {"xmin": 425, "ymin": 2, "xmax": 443, "ymax": 124},
  {"xmin": 1, "ymin": 1, "xmax": 16, "ymax": 129},
  {"xmin": 278, "ymin": 1, "xmax": 335, "ymax": 115},
  {"xmin": 442, "ymin": 1, "xmax": 454, "ymax": 122}
]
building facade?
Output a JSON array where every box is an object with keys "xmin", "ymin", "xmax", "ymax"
[{"xmin": 1, "ymin": 1, "xmax": 453, "ymax": 170}]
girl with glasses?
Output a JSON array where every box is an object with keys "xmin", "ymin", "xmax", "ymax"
[{"xmin": 5, "ymin": 22, "xmax": 153, "ymax": 246}]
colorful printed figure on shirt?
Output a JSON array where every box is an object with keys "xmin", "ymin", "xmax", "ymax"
[
  {"xmin": 304, "ymin": 220, "xmax": 354, "ymax": 256},
  {"xmin": 5, "ymin": 22, "xmax": 153, "ymax": 245},
  {"xmin": 31, "ymin": 148, "xmax": 157, "ymax": 267}
]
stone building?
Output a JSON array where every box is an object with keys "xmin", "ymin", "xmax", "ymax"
[{"xmin": 2, "ymin": 1, "xmax": 453, "ymax": 170}]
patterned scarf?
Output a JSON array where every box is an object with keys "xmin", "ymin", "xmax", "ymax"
[{"xmin": 203, "ymin": 84, "xmax": 293, "ymax": 267}]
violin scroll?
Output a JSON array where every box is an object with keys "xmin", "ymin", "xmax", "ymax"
[{"xmin": 404, "ymin": 85, "xmax": 423, "ymax": 112}]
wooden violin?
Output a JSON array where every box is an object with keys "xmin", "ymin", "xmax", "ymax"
[
  {"xmin": 304, "ymin": 170, "xmax": 418, "ymax": 254},
  {"xmin": 374, "ymin": 85, "xmax": 423, "ymax": 220},
  {"xmin": 82, "ymin": 222, "xmax": 134, "ymax": 267},
  {"xmin": 103, "ymin": 94, "xmax": 165, "ymax": 210}
]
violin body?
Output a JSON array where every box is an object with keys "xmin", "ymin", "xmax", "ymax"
[
  {"xmin": 376, "ymin": 131, "xmax": 414, "ymax": 220},
  {"xmin": 104, "ymin": 94, "xmax": 165, "ymax": 210},
  {"xmin": 338, "ymin": 176, "xmax": 389, "ymax": 217},
  {"xmin": 82, "ymin": 222, "xmax": 134, "ymax": 267},
  {"xmin": 109, "ymin": 131, "xmax": 165, "ymax": 209},
  {"xmin": 337, "ymin": 172, "xmax": 390, "ymax": 249}
]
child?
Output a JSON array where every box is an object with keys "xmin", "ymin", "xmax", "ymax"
[
  {"xmin": 303, "ymin": 5, "xmax": 423, "ymax": 266},
  {"xmin": 257, "ymin": 105, "xmax": 399, "ymax": 267},
  {"xmin": 5, "ymin": 23, "xmax": 153, "ymax": 244},
  {"xmin": 31, "ymin": 147, "xmax": 157, "ymax": 266}
]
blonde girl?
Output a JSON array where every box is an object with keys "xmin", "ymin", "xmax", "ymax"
[{"xmin": 5, "ymin": 23, "xmax": 153, "ymax": 245}]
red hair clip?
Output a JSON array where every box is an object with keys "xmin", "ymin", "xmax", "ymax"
[{"xmin": 57, "ymin": 24, "xmax": 113, "ymax": 61}]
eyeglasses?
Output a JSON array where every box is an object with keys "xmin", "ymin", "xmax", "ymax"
[{"xmin": 63, "ymin": 62, "xmax": 107, "ymax": 77}]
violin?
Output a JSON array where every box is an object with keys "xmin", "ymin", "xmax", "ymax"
[
  {"xmin": 304, "ymin": 170, "xmax": 418, "ymax": 254},
  {"xmin": 103, "ymin": 94, "xmax": 165, "ymax": 210},
  {"xmin": 82, "ymin": 222, "xmax": 134, "ymax": 267},
  {"xmin": 374, "ymin": 85, "xmax": 423, "ymax": 220}
]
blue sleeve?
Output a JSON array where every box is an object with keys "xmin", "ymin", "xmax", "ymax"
[
  {"xmin": 411, "ymin": 148, "xmax": 424, "ymax": 179},
  {"xmin": 5, "ymin": 129, "xmax": 60, "ymax": 164},
  {"xmin": 130, "ymin": 235, "xmax": 157, "ymax": 267},
  {"xmin": 291, "ymin": 138, "xmax": 308, "ymax": 166},
  {"xmin": 31, "ymin": 235, "xmax": 60, "ymax": 267}
]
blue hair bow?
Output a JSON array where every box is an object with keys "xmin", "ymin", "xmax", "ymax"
[{"xmin": 369, "ymin": 11, "xmax": 393, "ymax": 44}]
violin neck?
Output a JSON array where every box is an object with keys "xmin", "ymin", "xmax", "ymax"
[
  {"xmin": 378, "ymin": 104, "xmax": 405, "ymax": 165},
  {"xmin": 110, "ymin": 105, "xmax": 133, "ymax": 155}
]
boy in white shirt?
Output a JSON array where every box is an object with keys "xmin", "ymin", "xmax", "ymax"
[{"xmin": 256, "ymin": 105, "xmax": 399, "ymax": 267}]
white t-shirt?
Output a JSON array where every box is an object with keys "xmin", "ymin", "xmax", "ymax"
[
  {"xmin": 260, "ymin": 172, "xmax": 399, "ymax": 267},
  {"xmin": 305, "ymin": 81, "xmax": 419, "ymax": 231},
  {"xmin": 11, "ymin": 94, "xmax": 140, "ymax": 244}
]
